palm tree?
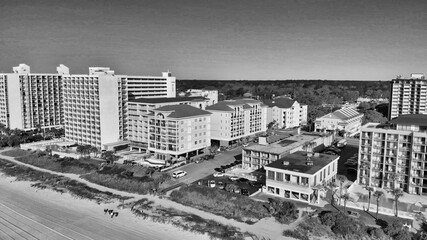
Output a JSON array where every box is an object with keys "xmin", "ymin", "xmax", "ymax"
[
  {"xmin": 373, "ymin": 190, "xmax": 384, "ymax": 219},
  {"xmin": 336, "ymin": 175, "xmax": 347, "ymax": 205},
  {"xmin": 341, "ymin": 193, "xmax": 351, "ymax": 212},
  {"xmin": 365, "ymin": 185, "xmax": 375, "ymax": 212},
  {"xmin": 391, "ymin": 188, "xmax": 404, "ymax": 217},
  {"xmin": 327, "ymin": 181, "xmax": 338, "ymax": 205}
]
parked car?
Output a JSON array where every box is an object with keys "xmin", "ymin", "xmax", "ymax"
[
  {"xmin": 241, "ymin": 188, "xmax": 249, "ymax": 196},
  {"xmin": 234, "ymin": 188, "xmax": 241, "ymax": 194},
  {"xmin": 213, "ymin": 172, "xmax": 225, "ymax": 177},
  {"xmin": 347, "ymin": 211, "xmax": 360, "ymax": 218},
  {"xmin": 214, "ymin": 168, "xmax": 225, "ymax": 173},
  {"xmin": 242, "ymin": 143, "xmax": 249, "ymax": 147},
  {"xmin": 229, "ymin": 176, "xmax": 239, "ymax": 181},
  {"xmin": 217, "ymin": 182, "xmax": 225, "ymax": 190},
  {"xmin": 172, "ymin": 170, "xmax": 187, "ymax": 178},
  {"xmin": 209, "ymin": 180, "xmax": 216, "ymax": 188},
  {"xmin": 237, "ymin": 177, "xmax": 249, "ymax": 183},
  {"xmin": 249, "ymin": 181, "xmax": 264, "ymax": 188}
]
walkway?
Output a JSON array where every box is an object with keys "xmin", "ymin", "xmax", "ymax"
[{"xmin": 0, "ymin": 149, "xmax": 290, "ymax": 240}]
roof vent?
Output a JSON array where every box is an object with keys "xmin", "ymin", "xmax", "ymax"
[
  {"xmin": 306, "ymin": 160, "xmax": 313, "ymax": 166},
  {"xmin": 283, "ymin": 161, "xmax": 289, "ymax": 166}
]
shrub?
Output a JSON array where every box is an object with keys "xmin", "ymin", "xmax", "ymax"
[
  {"xmin": 318, "ymin": 211, "xmax": 366, "ymax": 237},
  {"xmin": 368, "ymin": 227, "xmax": 385, "ymax": 239},
  {"xmin": 170, "ymin": 184, "xmax": 269, "ymax": 222},
  {"xmin": 282, "ymin": 230, "xmax": 309, "ymax": 240},
  {"xmin": 264, "ymin": 198, "xmax": 298, "ymax": 224}
]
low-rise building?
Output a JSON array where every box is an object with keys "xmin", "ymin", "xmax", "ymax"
[
  {"xmin": 265, "ymin": 151, "xmax": 339, "ymax": 204},
  {"xmin": 146, "ymin": 104, "xmax": 211, "ymax": 161},
  {"xmin": 206, "ymin": 99, "xmax": 267, "ymax": 146},
  {"xmin": 242, "ymin": 131, "xmax": 334, "ymax": 170},
  {"xmin": 264, "ymin": 97, "xmax": 307, "ymax": 129},
  {"xmin": 314, "ymin": 107, "xmax": 363, "ymax": 137},
  {"xmin": 358, "ymin": 114, "xmax": 427, "ymax": 196},
  {"xmin": 185, "ymin": 89, "xmax": 218, "ymax": 106}
]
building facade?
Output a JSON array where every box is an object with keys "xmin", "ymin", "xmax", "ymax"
[
  {"xmin": 206, "ymin": 99, "xmax": 267, "ymax": 146},
  {"xmin": 265, "ymin": 151, "xmax": 338, "ymax": 204},
  {"xmin": 357, "ymin": 114, "xmax": 427, "ymax": 196},
  {"xmin": 122, "ymin": 71, "xmax": 176, "ymax": 100},
  {"xmin": 264, "ymin": 97, "xmax": 308, "ymax": 129},
  {"xmin": 146, "ymin": 105, "xmax": 211, "ymax": 161},
  {"xmin": 185, "ymin": 89, "xmax": 218, "ymax": 106},
  {"xmin": 0, "ymin": 64, "xmax": 69, "ymax": 130},
  {"xmin": 389, "ymin": 74, "xmax": 427, "ymax": 120},
  {"xmin": 242, "ymin": 132, "xmax": 334, "ymax": 170},
  {"xmin": 314, "ymin": 107, "xmax": 363, "ymax": 137},
  {"xmin": 127, "ymin": 97, "xmax": 209, "ymax": 150}
]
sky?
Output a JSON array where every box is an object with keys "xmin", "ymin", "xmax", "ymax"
[{"xmin": 0, "ymin": 0, "xmax": 426, "ymax": 80}]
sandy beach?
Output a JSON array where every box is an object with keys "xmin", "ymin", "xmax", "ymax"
[{"xmin": 0, "ymin": 174, "xmax": 210, "ymax": 240}]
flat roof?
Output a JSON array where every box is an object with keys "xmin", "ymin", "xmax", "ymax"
[
  {"xmin": 265, "ymin": 151, "xmax": 338, "ymax": 175},
  {"xmin": 129, "ymin": 96, "xmax": 207, "ymax": 104},
  {"xmin": 389, "ymin": 114, "xmax": 427, "ymax": 126},
  {"xmin": 244, "ymin": 133, "xmax": 323, "ymax": 155}
]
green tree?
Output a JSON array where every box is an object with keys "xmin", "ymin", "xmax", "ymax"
[
  {"xmin": 373, "ymin": 190, "xmax": 384, "ymax": 219},
  {"xmin": 362, "ymin": 110, "xmax": 388, "ymax": 125},
  {"xmin": 391, "ymin": 188, "xmax": 404, "ymax": 217},
  {"xmin": 341, "ymin": 193, "xmax": 351, "ymax": 212},
  {"xmin": 364, "ymin": 185, "xmax": 375, "ymax": 212},
  {"xmin": 337, "ymin": 175, "xmax": 347, "ymax": 206}
]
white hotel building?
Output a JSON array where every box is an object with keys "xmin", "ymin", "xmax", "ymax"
[
  {"xmin": 0, "ymin": 64, "xmax": 69, "ymax": 130},
  {"xmin": 206, "ymin": 99, "xmax": 267, "ymax": 146},
  {"xmin": 63, "ymin": 67, "xmax": 176, "ymax": 149}
]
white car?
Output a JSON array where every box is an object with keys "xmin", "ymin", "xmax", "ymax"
[
  {"xmin": 209, "ymin": 180, "xmax": 216, "ymax": 188},
  {"xmin": 229, "ymin": 176, "xmax": 239, "ymax": 181},
  {"xmin": 172, "ymin": 170, "xmax": 187, "ymax": 178},
  {"xmin": 213, "ymin": 172, "xmax": 224, "ymax": 177}
]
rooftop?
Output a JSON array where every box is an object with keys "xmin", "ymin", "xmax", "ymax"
[
  {"xmin": 206, "ymin": 98, "xmax": 264, "ymax": 111},
  {"xmin": 389, "ymin": 114, "xmax": 427, "ymax": 126},
  {"xmin": 318, "ymin": 107, "xmax": 362, "ymax": 121},
  {"xmin": 265, "ymin": 151, "xmax": 338, "ymax": 175},
  {"xmin": 153, "ymin": 104, "xmax": 211, "ymax": 118},
  {"xmin": 129, "ymin": 96, "xmax": 207, "ymax": 104},
  {"xmin": 263, "ymin": 97, "xmax": 296, "ymax": 108},
  {"xmin": 244, "ymin": 132, "xmax": 324, "ymax": 155}
]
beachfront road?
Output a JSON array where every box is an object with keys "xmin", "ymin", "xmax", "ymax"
[{"xmin": 0, "ymin": 179, "xmax": 207, "ymax": 240}]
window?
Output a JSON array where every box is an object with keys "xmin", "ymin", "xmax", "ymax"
[
  {"xmin": 194, "ymin": 141, "xmax": 197, "ymax": 145},
  {"xmin": 199, "ymin": 140, "xmax": 201, "ymax": 143},
  {"xmin": 276, "ymin": 172, "xmax": 283, "ymax": 181},
  {"xmin": 267, "ymin": 171, "xmax": 275, "ymax": 180}
]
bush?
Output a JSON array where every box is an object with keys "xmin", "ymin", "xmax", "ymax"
[
  {"xmin": 319, "ymin": 211, "xmax": 366, "ymax": 237},
  {"xmin": 264, "ymin": 198, "xmax": 298, "ymax": 224},
  {"xmin": 368, "ymin": 227, "xmax": 386, "ymax": 239},
  {"xmin": 282, "ymin": 230, "xmax": 309, "ymax": 240},
  {"xmin": 170, "ymin": 184, "xmax": 269, "ymax": 222}
]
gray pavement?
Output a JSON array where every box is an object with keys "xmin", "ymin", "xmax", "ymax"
[{"xmin": 172, "ymin": 147, "xmax": 243, "ymax": 184}]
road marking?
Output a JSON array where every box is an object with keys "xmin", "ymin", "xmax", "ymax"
[{"xmin": 0, "ymin": 202, "xmax": 94, "ymax": 240}]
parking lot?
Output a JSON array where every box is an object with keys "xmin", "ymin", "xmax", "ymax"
[{"xmin": 193, "ymin": 173, "xmax": 264, "ymax": 196}]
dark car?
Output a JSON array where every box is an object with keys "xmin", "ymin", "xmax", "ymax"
[
  {"xmin": 214, "ymin": 168, "xmax": 225, "ymax": 173},
  {"xmin": 249, "ymin": 181, "xmax": 264, "ymax": 188},
  {"xmin": 237, "ymin": 178, "xmax": 249, "ymax": 183},
  {"xmin": 241, "ymin": 188, "xmax": 249, "ymax": 196}
]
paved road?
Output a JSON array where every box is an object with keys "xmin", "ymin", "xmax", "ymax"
[
  {"xmin": 336, "ymin": 138, "xmax": 359, "ymax": 182},
  {"xmin": 172, "ymin": 147, "xmax": 243, "ymax": 184}
]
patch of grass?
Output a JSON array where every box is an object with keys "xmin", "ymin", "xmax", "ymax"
[
  {"xmin": 169, "ymin": 184, "xmax": 270, "ymax": 223},
  {"xmin": 2, "ymin": 149, "xmax": 31, "ymax": 157},
  {"xmin": 0, "ymin": 158, "xmax": 131, "ymax": 203},
  {"xmin": 131, "ymin": 203, "xmax": 246, "ymax": 240},
  {"xmin": 10, "ymin": 151, "xmax": 99, "ymax": 174}
]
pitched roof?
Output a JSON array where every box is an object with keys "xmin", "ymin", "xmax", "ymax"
[
  {"xmin": 390, "ymin": 114, "xmax": 427, "ymax": 126},
  {"xmin": 154, "ymin": 104, "xmax": 211, "ymax": 118},
  {"xmin": 130, "ymin": 96, "xmax": 207, "ymax": 104},
  {"xmin": 320, "ymin": 107, "xmax": 362, "ymax": 121},
  {"xmin": 263, "ymin": 97, "xmax": 296, "ymax": 108},
  {"xmin": 265, "ymin": 151, "xmax": 338, "ymax": 175}
]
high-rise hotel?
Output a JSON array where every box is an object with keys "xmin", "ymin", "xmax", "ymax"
[
  {"xmin": 0, "ymin": 64, "xmax": 69, "ymax": 130},
  {"xmin": 63, "ymin": 67, "xmax": 176, "ymax": 148},
  {"xmin": 1, "ymin": 64, "xmax": 176, "ymax": 149},
  {"xmin": 358, "ymin": 114, "xmax": 427, "ymax": 196},
  {"xmin": 389, "ymin": 73, "xmax": 427, "ymax": 120}
]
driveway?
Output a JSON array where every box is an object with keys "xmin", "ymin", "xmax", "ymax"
[
  {"xmin": 336, "ymin": 138, "xmax": 359, "ymax": 181},
  {"xmin": 171, "ymin": 147, "xmax": 243, "ymax": 184}
]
